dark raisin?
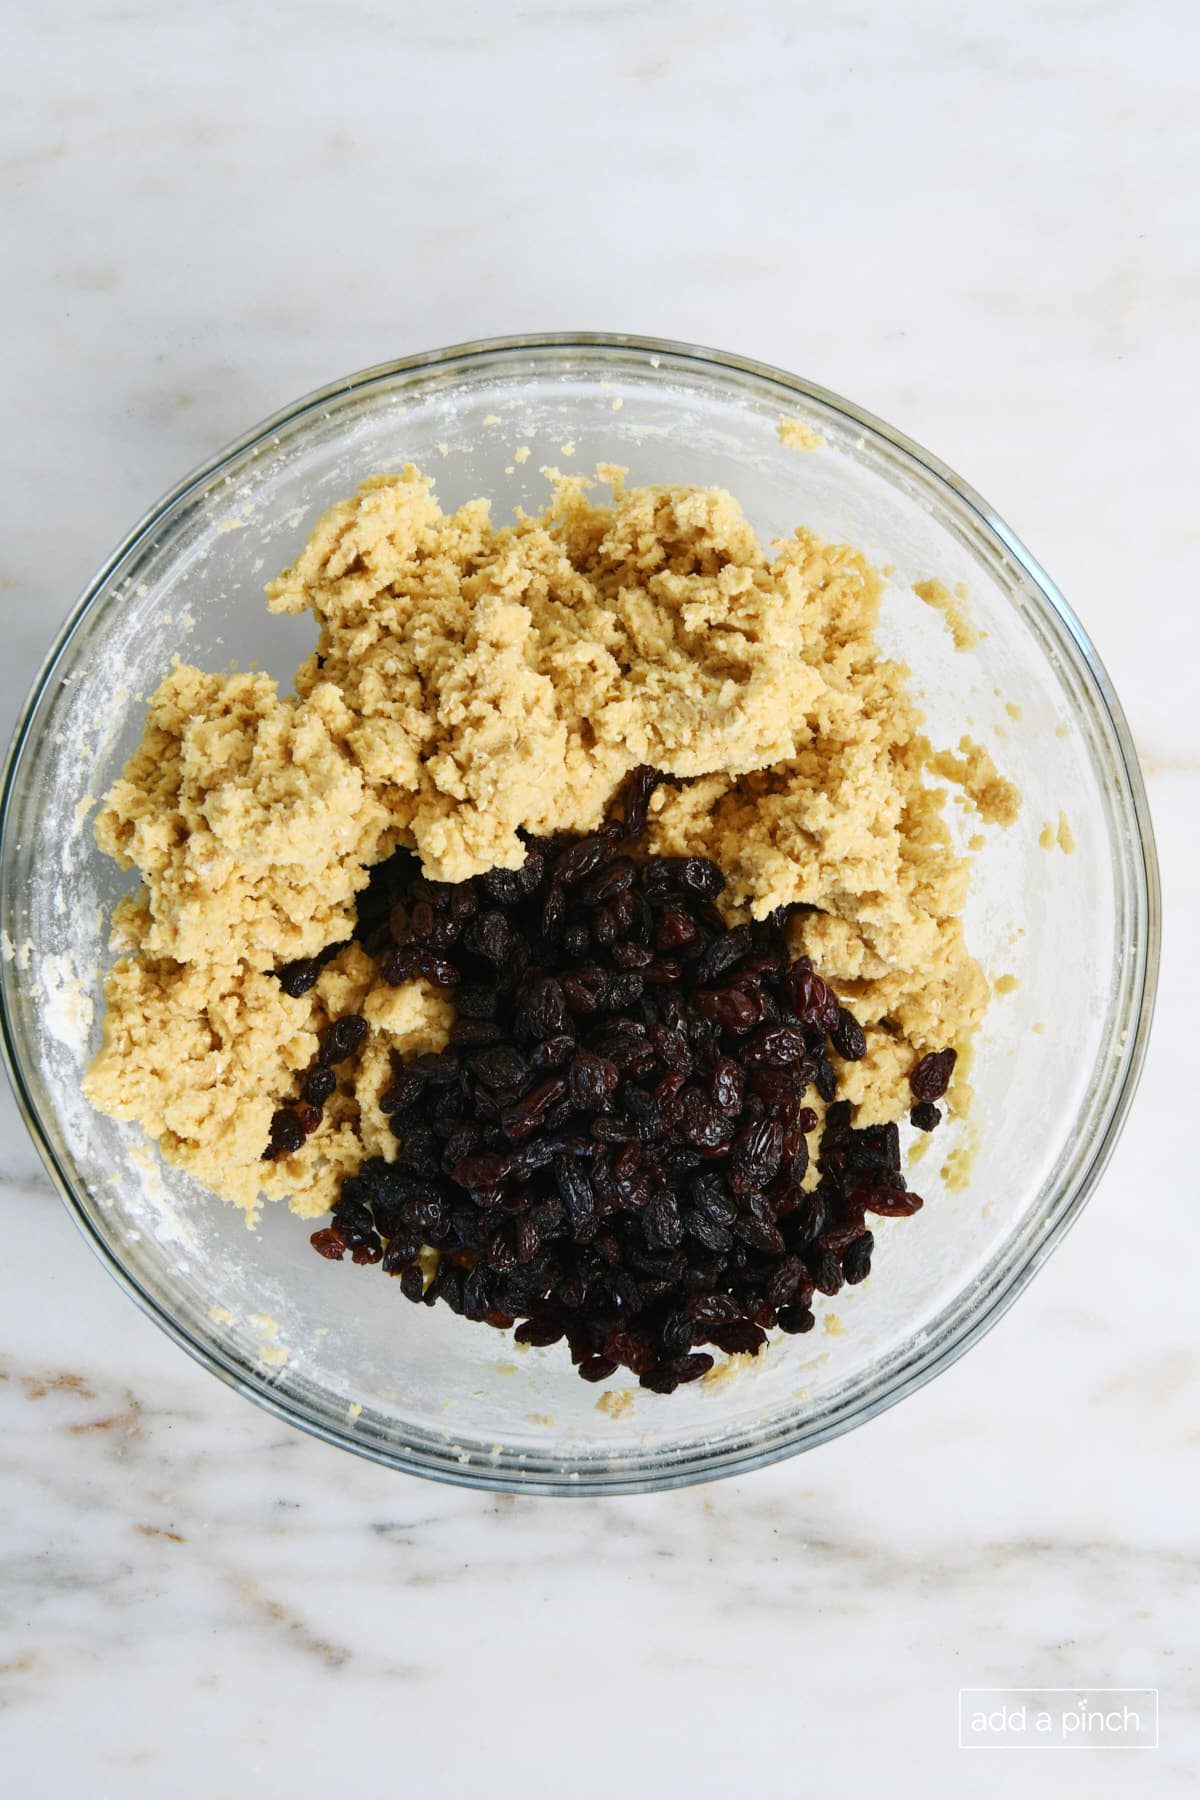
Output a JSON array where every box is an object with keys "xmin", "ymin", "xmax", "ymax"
[
  {"xmin": 781, "ymin": 964, "xmax": 840, "ymax": 1031},
  {"xmin": 301, "ymin": 1065, "xmax": 337, "ymax": 1107},
  {"xmin": 806, "ymin": 1245, "xmax": 844, "ymax": 1296},
  {"xmin": 830, "ymin": 1006, "xmax": 867, "ymax": 1060},
  {"xmin": 464, "ymin": 909, "xmax": 517, "ymax": 964},
  {"xmin": 278, "ymin": 959, "xmax": 320, "ymax": 998},
  {"xmin": 910, "ymin": 1100, "xmax": 942, "ymax": 1132},
  {"xmin": 709, "ymin": 1319, "xmax": 767, "ymax": 1356},
  {"xmin": 578, "ymin": 1354, "xmax": 619, "ymax": 1383},
  {"xmin": 603, "ymin": 1330, "xmax": 658, "ymax": 1374},
  {"xmin": 319, "ymin": 1013, "xmax": 369, "ymax": 1065},
  {"xmin": 269, "ymin": 1109, "xmax": 306, "ymax": 1155},
  {"xmin": 729, "ymin": 1117, "xmax": 784, "ymax": 1193},
  {"xmin": 695, "ymin": 987, "xmax": 762, "ymax": 1032},
  {"xmin": 743, "ymin": 1024, "xmax": 810, "ymax": 1067},
  {"xmin": 399, "ymin": 1264, "xmax": 426, "ymax": 1303},
  {"xmin": 697, "ymin": 925, "xmax": 754, "ymax": 983},
  {"xmin": 654, "ymin": 905, "xmax": 698, "ymax": 951},
  {"xmin": 480, "ymin": 853, "xmax": 543, "ymax": 905},
  {"xmin": 449, "ymin": 1017, "xmax": 505, "ymax": 1050},
  {"xmin": 813, "ymin": 1056, "xmax": 838, "ymax": 1102},
  {"xmin": 472, "ymin": 1045, "xmax": 533, "ymax": 1094},
  {"xmin": 709, "ymin": 1056, "xmax": 745, "ymax": 1115},
  {"xmin": 554, "ymin": 835, "xmax": 613, "ymax": 886},
  {"xmin": 621, "ymin": 765, "xmax": 663, "ymax": 837},
  {"xmin": 842, "ymin": 1232, "xmax": 874, "ymax": 1284},
  {"xmin": 671, "ymin": 1352, "xmax": 714, "ymax": 1384},
  {"xmin": 456, "ymin": 983, "xmax": 499, "ymax": 1021},
  {"xmin": 501, "ymin": 1077, "xmax": 568, "ymax": 1141},
  {"xmin": 566, "ymin": 1051, "xmax": 616, "ymax": 1110},
  {"xmin": 910, "ymin": 1048, "xmax": 957, "ymax": 1102}
]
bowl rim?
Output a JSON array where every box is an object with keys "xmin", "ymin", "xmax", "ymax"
[{"xmin": 0, "ymin": 331, "xmax": 1161, "ymax": 1493}]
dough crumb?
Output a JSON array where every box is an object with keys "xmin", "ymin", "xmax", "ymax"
[
  {"xmin": 993, "ymin": 973, "xmax": 1019, "ymax": 996},
  {"xmin": 823, "ymin": 1312, "xmax": 846, "ymax": 1337},
  {"xmin": 1005, "ymin": 701, "xmax": 1022, "ymax": 720},
  {"xmin": 513, "ymin": 446, "xmax": 530, "ymax": 463},
  {"xmin": 596, "ymin": 1388, "xmax": 636, "ymax": 1419},
  {"xmin": 777, "ymin": 415, "xmax": 824, "ymax": 451},
  {"xmin": 702, "ymin": 1350, "xmax": 766, "ymax": 1389},
  {"xmin": 940, "ymin": 1144, "xmax": 973, "ymax": 1191},
  {"xmin": 927, "ymin": 736, "xmax": 1022, "ymax": 825},
  {"xmin": 1039, "ymin": 811, "xmax": 1076, "ymax": 853},
  {"xmin": 913, "ymin": 577, "xmax": 982, "ymax": 652}
]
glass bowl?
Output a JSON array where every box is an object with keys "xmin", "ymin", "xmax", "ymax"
[{"xmin": 0, "ymin": 335, "xmax": 1159, "ymax": 1493}]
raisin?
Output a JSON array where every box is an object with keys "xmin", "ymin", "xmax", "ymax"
[
  {"xmin": 695, "ymin": 987, "xmax": 762, "ymax": 1032},
  {"xmin": 310, "ymin": 1227, "xmax": 347, "ymax": 1260},
  {"xmin": 729, "ymin": 1117, "xmax": 784, "ymax": 1193},
  {"xmin": 813, "ymin": 1056, "xmax": 838, "ymax": 1102},
  {"xmin": 480, "ymin": 854, "xmax": 543, "ymax": 905},
  {"xmin": 910, "ymin": 1048, "xmax": 957, "ymax": 1102},
  {"xmin": 709, "ymin": 1056, "xmax": 745, "ymax": 1115},
  {"xmin": 449, "ymin": 1018, "xmax": 505, "ymax": 1050},
  {"xmin": 709, "ymin": 1319, "xmax": 767, "ymax": 1356},
  {"xmin": 472, "ymin": 1045, "xmax": 533, "ymax": 1094},
  {"xmin": 781, "ymin": 964, "xmax": 840, "ymax": 1031},
  {"xmin": 578, "ymin": 1354, "xmax": 619, "ymax": 1383},
  {"xmin": 830, "ymin": 1006, "xmax": 867, "ymax": 1061},
  {"xmin": 859, "ymin": 1185, "xmax": 924, "ymax": 1217},
  {"xmin": 278, "ymin": 959, "xmax": 320, "ymax": 998},
  {"xmin": 269, "ymin": 1109, "xmax": 305, "ymax": 1155},
  {"xmin": 399, "ymin": 1265, "xmax": 426, "ymax": 1303},
  {"xmin": 842, "ymin": 1232, "xmax": 874, "ymax": 1284},
  {"xmin": 319, "ymin": 1013, "xmax": 369, "ymax": 1065},
  {"xmin": 621, "ymin": 765, "xmax": 663, "ymax": 837},
  {"xmin": 743, "ymin": 1025, "xmax": 810, "ymax": 1067},
  {"xmin": 910, "ymin": 1101, "xmax": 942, "ymax": 1132},
  {"xmin": 301, "ymin": 1065, "xmax": 337, "ymax": 1107}
]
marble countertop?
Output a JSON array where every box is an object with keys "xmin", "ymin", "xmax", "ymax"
[{"xmin": 3, "ymin": 3, "xmax": 1195, "ymax": 1794}]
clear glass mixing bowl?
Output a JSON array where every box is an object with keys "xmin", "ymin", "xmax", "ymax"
[{"xmin": 0, "ymin": 335, "xmax": 1159, "ymax": 1493}]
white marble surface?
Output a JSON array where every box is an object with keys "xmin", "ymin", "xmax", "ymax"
[{"xmin": 2, "ymin": 2, "xmax": 1196, "ymax": 1794}]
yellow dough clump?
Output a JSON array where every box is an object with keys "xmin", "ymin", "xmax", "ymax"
[{"xmin": 84, "ymin": 467, "xmax": 1017, "ymax": 1219}]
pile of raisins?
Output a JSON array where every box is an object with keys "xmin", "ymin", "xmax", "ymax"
[{"xmin": 284, "ymin": 768, "xmax": 955, "ymax": 1392}]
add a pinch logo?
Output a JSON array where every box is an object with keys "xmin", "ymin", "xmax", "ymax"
[{"xmin": 958, "ymin": 1689, "xmax": 1159, "ymax": 1750}]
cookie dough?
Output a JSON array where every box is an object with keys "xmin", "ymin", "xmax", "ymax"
[{"xmin": 85, "ymin": 466, "xmax": 1017, "ymax": 1219}]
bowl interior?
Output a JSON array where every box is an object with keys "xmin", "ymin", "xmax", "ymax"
[{"xmin": 0, "ymin": 341, "xmax": 1153, "ymax": 1490}]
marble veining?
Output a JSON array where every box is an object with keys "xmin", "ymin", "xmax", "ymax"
[{"xmin": 2, "ymin": 3, "xmax": 1196, "ymax": 1795}]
